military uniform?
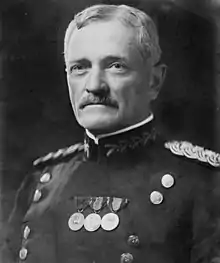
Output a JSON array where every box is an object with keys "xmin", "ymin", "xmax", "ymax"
[{"xmin": 2, "ymin": 120, "xmax": 220, "ymax": 263}]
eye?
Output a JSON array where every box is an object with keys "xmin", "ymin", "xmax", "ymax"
[
  {"xmin": 108, "ymin": 62, "xmax": 127, "ymax": 73},
  {"xmin": 68, "ymin": 64, "xmax": 88, "ymax": 75}
]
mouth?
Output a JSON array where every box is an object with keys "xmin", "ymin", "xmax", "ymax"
[{"xmin": 80, "ymin": 102, "xmax": 118, "ymax": 109}]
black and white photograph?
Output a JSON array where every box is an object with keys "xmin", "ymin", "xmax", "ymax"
[{"xmin": 1, "ymin": 0, "xmax": 220, "ymax": 262}]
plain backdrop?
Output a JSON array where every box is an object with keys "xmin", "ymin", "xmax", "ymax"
[{"xmin": 0, "ymin": 0, "xmax": 219, "ymax": 228}]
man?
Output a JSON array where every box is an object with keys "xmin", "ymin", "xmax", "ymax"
[{"xmin": 2, "ymin": 4, "xmax": 220, "ymax": 263}]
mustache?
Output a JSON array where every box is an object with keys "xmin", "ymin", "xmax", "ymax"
[{"xmin": 79, "ymin": 94, "xmax": 118, "ymax": 109}]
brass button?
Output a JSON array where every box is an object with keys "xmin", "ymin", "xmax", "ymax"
[
  {"xmin": 127, "ymin": 235, "xmax": 140, "ymax": 247},
  {"xmin": 150, "ymin": 191, "xmax": 163, "ymax": 205},
  {"xmin": 40, "ymin": 172, "xmax": 51, "ymax": 183},
  {"xmin": 161, "ymin": 174, "xmax": 174, "ymax": 188},
  {"xmin": 120, "ymin": 252, "xmax": 134, "ymax": 263},
  {"xmin": 23, "ymin": 226, "xmax": 31, "ymax": 239},
  {"xmin": 19, "ymin": 247, "xmax": 28, "ymax": 260},
  {"xmin": 33, "ymin": 189, "xmax": 42, "ymax": 202}
]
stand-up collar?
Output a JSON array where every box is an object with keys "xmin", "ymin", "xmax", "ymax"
[
  {"xmin": 86, "ymin": 114, "xmax": 154, "ymax": 145},
  {"xmin": 84, "ymin": 114, "xmax": 157, "ymax": 160}
]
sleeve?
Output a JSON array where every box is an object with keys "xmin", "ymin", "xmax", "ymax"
[
  {"xmin": 1, "ymin": 172, "xmax": 37, "ymax": 263},
  {"xmin": 191, "ymin": 171, "xmax": 220, "ymax": 263}
]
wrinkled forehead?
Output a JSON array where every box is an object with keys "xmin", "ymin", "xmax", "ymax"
[{"xmin": 66, "ymin": 20, "xmax": 142, "ymax": 64}]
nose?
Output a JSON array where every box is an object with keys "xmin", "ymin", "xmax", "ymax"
[{"xmin": 86, "ymin": 67, "xmax": 109, "ymax": 94}]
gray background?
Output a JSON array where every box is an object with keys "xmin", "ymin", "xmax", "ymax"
[{"xmin": 0, "ymin": 0, "xmax": 220, "ymax": 239}]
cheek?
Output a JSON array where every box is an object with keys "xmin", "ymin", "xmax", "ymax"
[
  {"xmin": 67, "ymin": 77, "xmax": 83, "ymax": 104},
  {"xmin": 111, "ymin": 75, "xmax": 146, "ymax": 107},
  {"xmin": 66, "ymin": 78, "xmax": 82, "ymax": 117},
  {"xmin": 67, "ymin": 77, "xmax": 73, "ymax": 96}
]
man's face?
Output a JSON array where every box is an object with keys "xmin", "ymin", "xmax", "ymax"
[{"xmin": 66, "ymin": 20, "xmax": 159, "ymax": 134}]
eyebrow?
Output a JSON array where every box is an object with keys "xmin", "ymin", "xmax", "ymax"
[
  {"xmin": 67, "ymin": 58, "xmax": 90, "ymax": 65},
  {"xmin": 67, "ymin": 55, "xmax": 129, "ymax": 65}
]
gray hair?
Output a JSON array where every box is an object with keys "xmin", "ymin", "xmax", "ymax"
[{"xmin": 64, "ymin": 4, "xmax": 161, "ymax": 65}]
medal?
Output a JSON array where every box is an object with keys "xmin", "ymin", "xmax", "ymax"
[
  {"xmin": 101, "ymin": 212, "xmax": 119, "ymax": 231},
  {"xmin": 84, "ymin": 213, "xmax": 101, "ymax": 232},
  {"xmin": 68, "ymin": 212, "xmax": 84, "ymax": 231},
  {"xmin": 68, "ymin": 196, "xmax": 90, "ymax": 231},
  {"xmin": 101, "ymin": 197, "xmax": 121, "ymax": 231}
]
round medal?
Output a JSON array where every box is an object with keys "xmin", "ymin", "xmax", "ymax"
[
  {"xmin": 84, "ymin": 213, "xmax": 101, "ymax": 232},
  {"xmin": 101, "ymin": 213, "xmax": 119, "ymax": 231},
  {"xmin": 68, "ymin": 212, "xmax": 84, "ymax": 231}
]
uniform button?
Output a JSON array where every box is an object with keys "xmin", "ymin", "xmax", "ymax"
[
  {"xmin": 120, "ymin": 253, "xmax": 134, "ymax": 263},
  {"xmin": 127, "ymin": 235, "xmax": 140, "ymax": 247},
  {"xmin": 33, "ymin": 189, "xmax": 42, "ymax": 202},
  {"xmin": 40, "ymin": 172, "xmax": 51, "ymax": 183},
  {"xmin": 161, "ymin": 174, "xmax": 175, "ymax": 188},
  {"xmin": 19, "ymin": 247, "xmax": 28, "ymax": 260},
  {"xmin": 150, "ymin": 191, "xmax": 163, "ymax": 205},
  {"xmin": 23, "ymin": 226, "xmax": 31, "ymax": 239}
]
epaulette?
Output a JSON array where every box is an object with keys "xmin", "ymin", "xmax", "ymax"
[
  {"xmin": 33, "ymin": 143, "xmax": 84, "ymax": 166},
  {"xmin": 164, "ymin": 140, "xmax": 220, "ymax": 168}
]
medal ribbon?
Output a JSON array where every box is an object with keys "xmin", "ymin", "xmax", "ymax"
[
  {"xmin": 93, "ymin": 197, "xmax": 103, "ymax": 212},
  {"xmin": 108, "ymin": 197, "xmax": 129, "ymax": 213},
  {"xmin": 76, "ymin": 196, "xmax": 90, "ymax": 212},
  {"xmin": 88, "ymin": 196, "xmax": 106, "ymax": 213}
]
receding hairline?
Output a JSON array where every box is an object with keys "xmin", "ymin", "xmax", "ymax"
[
  {"xmin": 67, "ymin": 18, "xmax": 148, "ymax": 62},
  {"xmin": 64, "ymin": 4, "xmax": 161, "ymax": 65}
]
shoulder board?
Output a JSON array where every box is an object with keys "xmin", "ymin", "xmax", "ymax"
[
  {"xmin": 33, "ymin": 143, "xmax": 84, "ymax": 167},
  {"xmin": 164, "ymin": 140, "xmax": 220, "ymax": 168}
]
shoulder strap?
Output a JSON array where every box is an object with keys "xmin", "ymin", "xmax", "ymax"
[
  {"xmin": 33, "ymin": 143, "xmax": 84, "ymax": 167},
  {"xmin": 164, "ymin": 140, "xmax": 220, "ymax": 168}
]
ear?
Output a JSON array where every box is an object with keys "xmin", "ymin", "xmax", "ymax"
[{"xmin": 149, "ymin": 63, "xmax": 167, "ymax": 100}]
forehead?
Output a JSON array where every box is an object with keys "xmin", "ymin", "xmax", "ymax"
[{"xmin": 66, "ymin": 20, "xmax": 142, "ymax": 63}]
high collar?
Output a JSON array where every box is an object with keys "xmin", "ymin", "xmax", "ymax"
[
  {"xmin": 85, "ymin": 114, "xmax": 154, "ymax": 145},
  {"xmin": 83, "ymin": 114, "xmax": 157, "ymax": 160}
]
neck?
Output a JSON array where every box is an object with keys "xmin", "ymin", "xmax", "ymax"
[{"xmin": 86, "ymin": 113, "xmax": 154, "ymax": 145}]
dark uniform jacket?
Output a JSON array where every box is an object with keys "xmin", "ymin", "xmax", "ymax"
[{"xmin": 2, "ymin": 121, "xmax": 220, "ymax": 263}]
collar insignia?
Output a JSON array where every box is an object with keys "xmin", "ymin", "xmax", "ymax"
[{"xmin": 104, "ymin": 129, "xmax": 157, "ymax": 157}]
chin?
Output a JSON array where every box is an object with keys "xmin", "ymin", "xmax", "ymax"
[
  {"xmin": 78, "ymin": 118, "xmax": 120, "ymax": 134},
  {"xmin": 77, "ymin": 110, "xmax": 120, "ymax": 133}
]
